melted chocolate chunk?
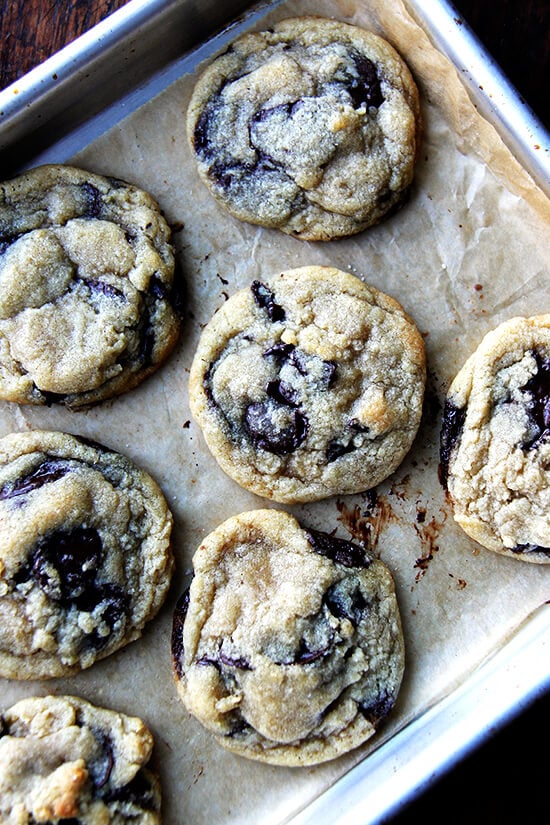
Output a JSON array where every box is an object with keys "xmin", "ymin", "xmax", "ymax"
[
  {"xmin": 89, "ymin": 729, "xmax": 114, "ymax": 789},
  {"xmin": 266, "ymin": 378, "xmax": 299, "ymax": 406},
  {"xmin": 250, "ymin": 100, "xmax": 303, "ymax": 126},
  {"xmin": 102, "ymin": 770, "xmax": 158, "ymax": 810},
  {"xmin": 347, "ymin": 53, "xmax": 384, "ymax": 110},
  {"xmin": 196, "ymin": 648, "xmax": 253, "ymax": 671},
  {"xmin": 138, "ymin": 324, "xmax": 156, "ymax": 367},
  {"xmin": 219, "ymin": 649, "xmax": 253, "ymax": 671},
  {"xmin": 149, "ymin": 273, "xmax": 168, "ymax": 301},
  {"xmin": 512, "ymin": 543, "xmax": 550, "ymax": 556},
  {"xmin": 76, "ymin": 583, "xmax": 129, "ymax": 650},
  {"xmin": 81, "ymin": 182, "xmax": 103, "ymax": 218},
  {"xmin": 358, "ymin": 692, "xmax": 395, "ymax": 726},
  {"xmin": 86, "ymin": 279, "xmax": 126, "ymax": 300},
  {"xmin": 323, "ymin": 581, "xmax": 368, "ymax": 625},
  {"xmin": 288, "ymin": 348, "xmax": 336, "ymax": 387},
  {"xmin": 31, "ymin": 528, "xmax": 102, "ymax": 602},
  {"xmin": 171, "ymin": 589, "xmax": 190, "ymax": 678},
  {"xmin": 263, "ymin": 341, "xmax": 296, "ymax": 361},
  {"xmin": 306, "ymin": 528, "xmax": 370, "ymax": 568},
  {"xmin": 293, "ymin": 640, "xmax": 332, "ymax": 665},
  {"xmin": 439, "ymin": 399, "xmax": 467, "ymax": 488},
  {"xmin": 0, "ymin": 232, "xmax": 20, "ymax": 254},
  {"xmin": 245, "ymin": 399, "xmax": 308, "ymax": 454},
  {"xmin": 0, "ymin": 460, "xmax": 70, "ymax": 501},
  {"xmin": 326, "ymin": 438, "xmax": 355, "ymax": 463},
  {"xmin": 520, "ymin": 351, "xmax": 550, "ymax": 449},
  {"xmin": 194, "ymin": 105, "xmax": 216, "ymax": 159},
  {"xmin": 251, "ymin": 281, "xmax": 285, "ymax": 322}
]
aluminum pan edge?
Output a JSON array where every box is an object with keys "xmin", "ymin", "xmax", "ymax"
[
  {"xmin": 408, "ymin": 0, "xmax": 550, "ymax": 196},
  {"xmin": 0, "ymin": 0, "xmax": 265, "ymax": 175}
]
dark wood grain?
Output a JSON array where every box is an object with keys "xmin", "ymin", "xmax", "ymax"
[
  {"xmin": 0, "ymin": 0, "xmax": 129, "ymax": 89},
  {"xmin": 1, "ymin": 0, "xmax": 548, "ymax": 129}
]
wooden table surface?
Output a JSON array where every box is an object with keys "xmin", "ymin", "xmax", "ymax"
[{"xmin": 0, "ymin": 2, "xmax": 548, "ymax": 824}]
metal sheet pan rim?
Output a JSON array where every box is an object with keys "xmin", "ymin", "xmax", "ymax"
[{"xmin": 0, "ymin": 1, "xmax": 549, "ymax": 822}]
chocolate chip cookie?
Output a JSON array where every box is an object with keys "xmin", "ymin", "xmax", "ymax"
[
  {"xmin": 172, "ymin": 509, "xmax": 404, "ymax": 766},
  {"xmin": 189, "ymin": 266, "xmax": 426, "ymax": 503},
  {"xmin": 0, "ymin": 694, "xmax": 161, "ymax": 823},
  {"xmin": 440, "ymin": 315, "xmax": 550, "ymax": 563},
  {"xmin": 186, "ymin": 16, "xmax": 420, "ymax": 240},
  {"xmin": 0, "ymin": 430, "xmax": 174, "ymax": 679},
  {"xmin": 0, "ymin": 164, "xmax": 180, "ymax": 408}
]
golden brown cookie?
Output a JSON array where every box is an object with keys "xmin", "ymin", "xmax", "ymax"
[
  {"xmin": 172, "ymin": 509, "xmax": 405, "ymax": 765},
  {"xmin": 189, "ymin": 266, "xmax": 426, "ymax": 503},
  {"xmin": 187, "ymin": 16, "xmax": 420, "ymax": 240},
  {"xmin": 440, "ymin": 315, "xmax": 550, "ymax": 563}
]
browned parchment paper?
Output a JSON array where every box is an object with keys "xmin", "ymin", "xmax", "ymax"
[{"xmin": 1, "ymin": 1, "xmax": 549, "ymax": 822}]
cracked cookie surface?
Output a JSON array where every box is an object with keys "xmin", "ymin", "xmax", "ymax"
[
  {"xmin": 0, "ymin": 694, "xmax": 161, "ymax": 824},
  {"xmin": 189, "ymin": 266, "xmax": 426, "ymax": 503},
  {"xmin": 440, "ymin": 315, "xmax": 550, "ymax": 563},
  {"xmin": 186, "ymin": 16, "xmax": 420, "ymax": 240},
  {"xmin": 0, "ymin": 430, "xmax": 174, "ymax": 679},
  {"xmin": 0, "ymin": 164, "xmax": 180, "ymax": 408},
  {"xmin": 171, "ymin": 508, "xmax": 404, "ymax": 766}
]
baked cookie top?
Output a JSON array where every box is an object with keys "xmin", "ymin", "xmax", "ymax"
[
  {"xmin": 0, "ymin": 430, "xmax": 174, "ymax": 679},
  {"xmin": 186, "ymin": 16, "xmax": 420, "ymax": 241},
  {"xmin": 172, "ymin": 509, "xmax": 404, "ymax": 766},
  {"xmin": 0, "ymin": 694, "xmax": 161, "ymax": 823},
  {"xmin": 189, "ymin": 266, "xmax": 426, "ymax": 503},
  {"xmin": 440, "ymin": 315, "xmax": 550, "ymax": 563},
  {"xmin": 0, "ymin": 164, "xmax": 180, "ymax": 408}
]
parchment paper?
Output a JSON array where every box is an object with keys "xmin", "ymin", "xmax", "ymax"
[{"xmin": 1, "ymin": 1, "xmax": 549, "ymax": 822}]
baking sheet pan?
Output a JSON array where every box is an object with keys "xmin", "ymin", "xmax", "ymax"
[{"xmin": 0, "ymin": 1, "xmax": 549, "ymax": 823}]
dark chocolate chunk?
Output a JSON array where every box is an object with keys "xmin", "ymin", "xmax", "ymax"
[
  {"xmin": 219, "ymin": 649, "xmax": 253, "ymax": 671},
  {"xmin": 31, "ymin": 527, "xmax": 102, "ymax": 602},
  {"xmin": 89, "ymin": 729, "xmax": 114, "ymax": 789},
  {"xmin": 305, "ymin": 528, "xmax": 370, "ymax": 568},
  {"xmin": 245, "ymin": 399, "xmax": 308, "ymax": 454},
  {"xmin": 85, "ymin": 279, "xmax": 126, "ymax": 300},
  {"xmin": 512, "ymin": 543, "xmax": 550, "ymax": 556},
  {"xmin": 171, "ymin": 589, "xmax": 190, "ymax": 678},
  {"xmin": 288, "ymin": 348, "xmax": 336, "ymax": 387},
  {"xmin": 251, "ymin": 280, "xmax": 285, "ymax": 322},
  {"xmin": 326, "ymin": 438, "xmax": 355, "ymax": 463},
  {"xmin": 323, "ymin": 581, "xmax": 368, "ymax": 625},
  {"xmin": 81, "ymin": 182, "xmax": 103, "ymax": 218},
  {"xmin": 76, "ymin": 583, "xmax": 129, "ymax": 649},
  {"xmin": 347, "ymin": 53, "xmax": 384, "ymax": 110},
  {"xmin": 0, "ymin": 233, "xmax": 20, "ymax": 254},
  {"xmin": 293, "ymin": 639, "xmax": 333, "ymax": 665},
  {"xmin": 439, "ymin": 399, "xmax": 466, "ymax": 488},
  {"xmin": 263, "ymin": 341, "xmax": 296, "ymax": 361},
  {"xmin": 358, "ymin": 692, "xmax": 395, "ymax": 727},
  {"xmin": 0, "ymin": 460, "xmax": 70, "ymax": 501},
  {"xmin": 520, "ymin": 350, "xmax": 550, "ymax": 450},
  {"xmin": 194, "ymin": 105, "xmax": 216, "ymax": 159},
  {"xmin": 266, "ymin": 378, "xmax": 299, "ymax": 406},
  {"xmin": 102, "ymin": 770, "xmax": 158, "ymax": 810},
  {"xmin": 149, "ymin": 273, "xmax": 168, "ymax": 301}
]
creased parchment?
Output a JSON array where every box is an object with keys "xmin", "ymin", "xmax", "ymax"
[{"xmin": 1, "ymin": 1, "xmax": 549, "ymax": 823}]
